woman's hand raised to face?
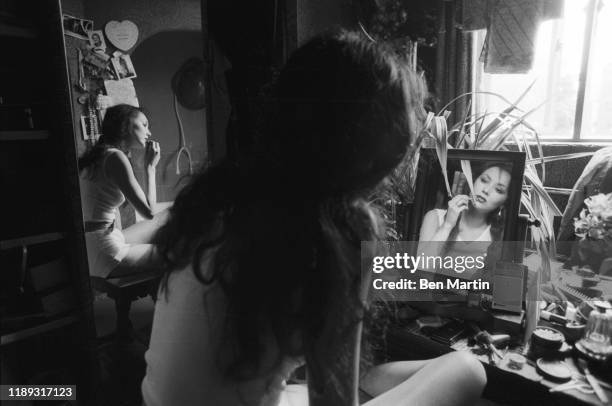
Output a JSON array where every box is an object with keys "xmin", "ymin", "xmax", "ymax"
[
  {"xmin": 444, "ymin": 194, "xmax": 470, "ymax": 228},
  {"xmin": 145, "ymin": 140, "xmax": 161, "ymax": 169}
]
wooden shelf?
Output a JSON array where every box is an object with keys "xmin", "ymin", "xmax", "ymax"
[
  {"xmin": 1, "ymin": 314, "xmax": 80, "ymax": 346},
  {"xmin": 0, "ymin": 232, "xmax": 65, "ymax": 250},
  {"xmin": 0, "ymin": 130, "xmax": 50, "ymax": 141}
]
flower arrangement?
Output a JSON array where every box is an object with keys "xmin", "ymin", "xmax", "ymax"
[
  {"xmin": 572, "ymin": 192, "xmax": 612, "ymax": 272},
  {"xmin": 574, "ymin": 193, "xmax": 612, "ymax": 241}
]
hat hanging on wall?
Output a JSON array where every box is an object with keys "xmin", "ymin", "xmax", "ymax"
[
  {"xmin": 172, "ymin": 57, "xmax": 206, "ymax": 110},
  {"xmin": 104, "ymin": 20, "xmax": 139, "ymax": 51},
  {"xmin": 170, "ymin": 57, "xmax": 207, "ymax": 176}
]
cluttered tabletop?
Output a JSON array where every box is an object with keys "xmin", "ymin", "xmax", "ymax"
[{"xmin": 386, "ymin": 254, "xmax": 612, "ymax": 406}]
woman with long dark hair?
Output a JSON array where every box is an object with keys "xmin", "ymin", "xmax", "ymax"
[
  {"xmin": 79, "ymin": 104, "xmax": 166, "ymax": 278},
  {"xmin": 142, "ymin": 31, "xmax": 486, "ymax": 406},
  {"xmin": 419, "ymin": 163, "xmax": 512, "ymax": 241},
  {"xmin": 418, "ymin": 162, "xmax": 512, "ymax": 276}
]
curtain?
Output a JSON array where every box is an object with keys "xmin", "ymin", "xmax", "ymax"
[
  {"xmin": 434, "ymin": 0, "xmax": 564, "ymax": 125},
  {"xmin": 463, "ymin": 0, "xmax": 564, "ymax": 73},
  {"xmin": 435, "ymin": 0, "xmax": 472, "ymax": 128}
]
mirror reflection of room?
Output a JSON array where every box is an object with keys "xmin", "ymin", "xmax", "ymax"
[
  {"xmin": 419, "ymin": 161, "xmax": 515, "ymax": 243},
  {"xmin": 63, "ymin": 2, "xmax": 210, "ymax": 282},
  {"xmin": 2, "ymin": 0, "xmax": 612, "ymax": 405},
  {"xmin": 413, "ymin": 150, "xmax": 525, "ymax": 279},
  {"xmin": 62, "ymin": 0, "xmax": 214, "ymax": 402}
]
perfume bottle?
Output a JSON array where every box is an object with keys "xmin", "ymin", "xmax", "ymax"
[{"xmin": 577, "ymin": 300, "xmax": 612, "ymax": 360}]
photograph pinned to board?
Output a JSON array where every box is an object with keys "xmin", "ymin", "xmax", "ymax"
[
  {"xmin": 83, "ymin": 48, "xmax": 110, "ymax": 69},
  {"xmin": 80, "ymin": 113, "xmax": 100, "ymax": 141},
  {"xmin": 94, "ymin": 94, "xmax": 114, "ymax": 121},
  {"xmin": 62, "ymin": 14, "xmax": 93, "ymax": 40},
  {"xmin": 110, "ymin": 54, "xmax": 137, "ymax": 80},
  {"xmin": 88, "ymin": 30, "xmax": 107, "ymax": 52},
  {"xmin": 104, "ymin": 78, "xmax": 139, "ymax": 107},
  {"xmin": 82, "ymin": 48, "xmax": 112, "ymax": 79}
]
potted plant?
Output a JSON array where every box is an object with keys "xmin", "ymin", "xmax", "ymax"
[{"xmin": 389, "ymin": 84, "xmax": 596, "ymax": 282}]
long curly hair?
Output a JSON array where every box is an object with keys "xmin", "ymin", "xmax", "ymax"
[
  {"xmin": 78, "ymin": 104, "xmax": 143, "ymax": 173},
  {"xmin": 154, "ymin": 30, "xmax": 426, "ymax": 401}
]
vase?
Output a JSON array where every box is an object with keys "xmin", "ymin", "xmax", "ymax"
[{"xmin": 572, "ymin": 237, "xmax": 612, "ymax": 274}]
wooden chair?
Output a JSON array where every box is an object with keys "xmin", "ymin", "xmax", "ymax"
[
  {"xmin": 89, "ymin": 202, "xmax": 170, "ymax": 342},
  {"xmin": 91, "ymin": 272, "xmax": 161, "ymax": 343}
]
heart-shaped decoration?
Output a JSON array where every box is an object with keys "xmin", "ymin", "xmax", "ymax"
[{"xmin": 104, "ymin": 20, "xmax": 139, "ymax": 51}]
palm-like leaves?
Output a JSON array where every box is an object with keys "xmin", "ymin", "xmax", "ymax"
[{"xmin": 399, "ymin": 84, "xmax": 592, "ymax": 283}]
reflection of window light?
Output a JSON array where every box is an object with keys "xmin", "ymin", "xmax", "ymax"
[{"xmin": 473, "ymin": 0, "xmax": 612, "ymax": 142}]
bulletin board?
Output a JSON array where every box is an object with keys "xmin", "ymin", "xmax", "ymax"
[{"xmin": 62, "ymin": 14, "xmax": 140, "ymax": 144}]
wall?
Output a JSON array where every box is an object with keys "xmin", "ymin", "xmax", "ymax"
[
  {"xmin": 296, "ymin": 0, "xmax": 355, "ymax": 45},
  {"xmin": 61, "ymin": 0, "xmax": 207, "ymax": 208}
]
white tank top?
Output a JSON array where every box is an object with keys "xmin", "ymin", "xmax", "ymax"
[
  {"xmin": 80, "ymin": 148, "xmax": 126, "ymax": 223},
  {"xmin": 434, "ymin": 209, "xmax": 492, "ymax": 242},
  {"xmin": 142, "ymin": 264, "xmax": 305, "ymax": 406}
]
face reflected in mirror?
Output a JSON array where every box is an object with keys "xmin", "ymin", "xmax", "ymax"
[
  {"xmin": 128, "ymin": 112, "xmax": 151, "ymax": 148},
  {"xmin": 471, "ymin": 166, "xmax": 511, "ymax": 214}
]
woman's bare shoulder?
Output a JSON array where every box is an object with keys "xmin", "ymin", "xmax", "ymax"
[
  {"xmin": 103, "ymin": 148, "xmax": 129, "ymax": 167},
  {"xmin": 423, "ymin": 208, "xmax": 444, "ymax": 222}
]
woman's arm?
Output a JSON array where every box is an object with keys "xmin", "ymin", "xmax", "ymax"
[
  {"xmin": 144, "ymin": 140, "xmax": 160, "ymax": 212},
  {"xmin": 420, "ymin": 195, "xmax": 469, "ymax": 242},
  {"xmin": 419, "ymin": 210, "xmax": 452, "ymax": 242},
  {"xmin": 307, "ymin": 243, "xmax": 372, "ymax": 406},
  {"xmin": 417, "ymin": 210, "xmax": 451, "ymax": 260},
  {"xmin": 105, "ymin": 151, "xmax": 154, "ymax": 220},
  {"xmin": 417, "ymin": 195, "xmax": 468, "ymax": 259},
  {"xmin": 307, "ymin": 316, "xmax": 361, "ymax": 406}
]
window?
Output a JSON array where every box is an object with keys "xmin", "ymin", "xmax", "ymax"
[{"xmin": 472, "ymin": 0, "xmax": 612, "ymax": 142}]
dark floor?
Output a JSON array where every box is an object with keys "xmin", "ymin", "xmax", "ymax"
[{"xmin": 93, "ymin": 293, "xmax": 155, "ymax": 406}]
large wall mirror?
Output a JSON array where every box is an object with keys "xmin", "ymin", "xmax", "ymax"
[
  {"xmin": 59, "ymin": 0, "xmax": 214, "ymax": 363},
  {"xmin": 60, "ymin": 0, "xmax": 212, "ymax": 279}
]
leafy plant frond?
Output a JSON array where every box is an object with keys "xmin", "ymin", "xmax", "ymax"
[
  {"xmin": 454, "ymin": 99, "xmax": 473, "ymax": 149},
  {"xmin": 479, "ymin": 102, "xmax": 545, "ymax": 150},
  {"xmin": 427, "ymin": 116, "xmax": 452, "ymax": 197},
  {"xmin": 437, "ymin": 91, "xmax": 521, "ymax": 116},
  {"xmin": 391, "ymin": 85, "xmax": 597, "ymax": 284},
  {"xmin": 476, "ymin": 80, "xmax": 537, "ymax": 138},
  {"xmin": 526, "ymin": 152, "xmax": 596, "ymax": 165},
  {"xmin": 460, "ymin": 160, "xmax": 474, "ymax": 196}
]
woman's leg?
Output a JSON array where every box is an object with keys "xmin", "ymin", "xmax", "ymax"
[
  {"xmin": 108, "ymin": 243, "xmax": 162, "ymax": 278},
  {"xmin": 122, "ymin": 209, "xmax": 169, "ymax": 245},
  {"xmin": 361, "ymin": 352, "xmax": 486, "ymax": 406}
]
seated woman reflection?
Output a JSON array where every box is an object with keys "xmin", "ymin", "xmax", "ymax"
[
  {"xmin": 79, "ymin": 104, "xmax": 167, "ymax": 279},
  {"xmin": 417, "ymin": 163, "xmax": 512, "ymax": 276}
]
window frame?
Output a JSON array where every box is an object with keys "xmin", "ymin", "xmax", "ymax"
[{"xmin": 472, "ymin": 0, "xmax": 612, "ymax": 144}]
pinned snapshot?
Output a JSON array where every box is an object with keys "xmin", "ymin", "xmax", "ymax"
[
  {"xmin": 88, "ymin": 30, "xmax": 107, "ymax": 52},
  {"xmin": 110, "ymin": 54, "xmax": 137, "ymax": 80},
  {"xmin": 62, "ymin": 14, "xmax": 93, "ymax": 40}
]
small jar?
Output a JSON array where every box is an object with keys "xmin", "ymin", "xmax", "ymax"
[{"xmin": 577, "ymin": 301, "xmax": 612, "ymax": 360}]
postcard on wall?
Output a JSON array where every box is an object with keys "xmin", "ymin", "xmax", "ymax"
[
  {"xmin": 88, "ymin": 30, "xmax": 107, "ymax": 52},
  {"xmin": 104, "ymin": 78, "xmax": 139, "ymax": 107},
  {"xmin": 80, "ymin": 114, "xmax": 99, "ymax": 141},
  {"xmin": 83, "ymin": 49, "xmax": 109, "ymax": 69},
  {"xmin": 110, "ymin": 54, "xmax": 137, "ymax": 80},
  {"xmin": 62, "ymin": 14, "xmax": 94, "ymax": 40}
]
